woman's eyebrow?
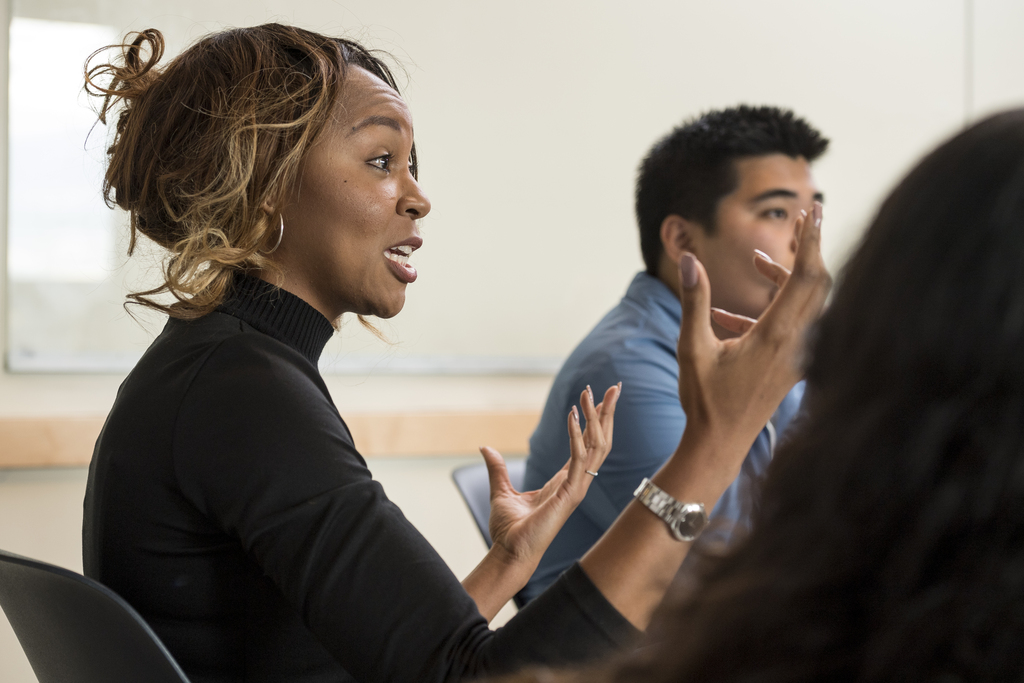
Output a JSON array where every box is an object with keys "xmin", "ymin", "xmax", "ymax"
[{"xmin": 348, "ymin": 115, "xmax": 403, "ymax": 136}]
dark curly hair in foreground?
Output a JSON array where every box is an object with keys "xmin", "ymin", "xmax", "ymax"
[
  {"xmin": 635, "ymin": 105, "xmax": 829, "ymax": 274},
  {"xmin": 505, "ymin": 109, "xmax": 1024, "ymax": 682}
]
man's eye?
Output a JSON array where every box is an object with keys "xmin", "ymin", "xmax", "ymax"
[{"xmin": 369, "ymin": 155, "xmax": 391, "ymax": 171}]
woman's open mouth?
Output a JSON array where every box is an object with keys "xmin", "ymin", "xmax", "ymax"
[{"xmin": 385, "ymin": 245, "xmax": 418, "ymax": 283}]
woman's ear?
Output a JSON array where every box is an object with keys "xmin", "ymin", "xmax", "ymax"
[
  {"xmin": 660, "ymin": 214, "xmax": 702, "ymax": 262},
  {"xmin": 261, "ymin": 199, "xmax": 275, "ymax": 216}
]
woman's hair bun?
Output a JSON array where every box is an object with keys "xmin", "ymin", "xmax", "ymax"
[{"xmin": 85, "ymin": 29, "xmax": 165, "ymax": 126}]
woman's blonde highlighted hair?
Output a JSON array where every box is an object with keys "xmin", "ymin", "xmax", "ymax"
[{"xmin": 85, "ymin": 23, "xmax": 410, "ymax": 319}]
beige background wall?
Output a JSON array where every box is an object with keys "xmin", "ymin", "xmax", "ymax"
[
  {"xmin": 8, "ymin": 0, "xmax": 1021, "ymax": 376},
  {"xmin": 2, "ymin": 1, "xmax": 1024, "ymax": 681},
  {"xmin": 0, "ymin": 0, "xmax": 1020, "ymax": 447}
]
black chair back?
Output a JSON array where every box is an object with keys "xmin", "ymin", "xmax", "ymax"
[{"xmin": 0, "ymin": 548, "xmax": 190, "ymax": 683}]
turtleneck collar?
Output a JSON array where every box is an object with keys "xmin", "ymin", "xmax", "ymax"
[{"xmin": 218, "ymin": 273, "xmax": 335, "ymax": 366}]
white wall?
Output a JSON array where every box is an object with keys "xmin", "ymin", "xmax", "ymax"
[
  {"xmin": 7, "ymin": 0, "xmax": 1019, "ymax": 379},
  {"xmin": 3, "ymin": 0, "xmax": 1021, "ymax": 414}
]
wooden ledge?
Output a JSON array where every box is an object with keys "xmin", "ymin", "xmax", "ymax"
[
  {"xmin": 344, "ymin": 411, "xmax": 539, "ymax": 458},
  {"xmin": 0, "ymin": 412, "xmax": 540, "ymax": 468},
  {"xmin": 0, "ymin": 417, "xmax": 106, "ymax": 468}
]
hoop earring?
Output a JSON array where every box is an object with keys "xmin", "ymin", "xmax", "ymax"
[{"xmin": 265, "ymin": 214, "xmax": 284, "ymax": 254}]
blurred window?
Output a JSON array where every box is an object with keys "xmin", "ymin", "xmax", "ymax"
[{"xmin": 5, "ymin": 17, "xmax": 158, "ymax": 372}]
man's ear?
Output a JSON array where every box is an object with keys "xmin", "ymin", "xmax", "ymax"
[{"xmin": 659, "ymin": 214, "xmax": 701, "ymax": 261}]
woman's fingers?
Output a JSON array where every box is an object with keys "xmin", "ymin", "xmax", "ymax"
[
  {"xmin": 577, "ymin": 386, "xmax": 603, "ymax": 473},
  {"xmin": 564, "ymin": 383, "xmax": 621, "ymax": 487},
  {"xmin": 579, "ymin": 385, "xmax": 600, "ymax": 441},
  {"xmin": 757, "ymin": 201, "xmax": 831, "ymax": 336},
  {"xmin": 581, "ymin": 385, "xmax": 617, "ymax": 449},
  {"xmin": 753, "ymin": 249, "xmax": 791, "ymax": 288},
  {"xmin": 565, "ymin": 403, "xmax": 587, "ymax": 484},
  {"xmin": 677, "ymin": 252, "xmax": 716, "ymax": 365},
  {"xmin": 711, "ymin": 308, "xmax": 757, "ymax": 335},
  {"xmin": 791, "ymin": 202, "xmax": 826, "ymax": 283},
  {"xmin": 479, "ymin": 446, "xmax": 513, "ymax": 500},
  {"xmin": 597, "ymin": 383, "xmax": 621, "ymax": 449},
  {"xmin": 793, "ymin": 208, "xmax": 806, "ymax": 249}
]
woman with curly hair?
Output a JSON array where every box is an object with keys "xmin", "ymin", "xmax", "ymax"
[
  {"xmin": 501, "ymin": 109, "xmax": 1024, "ymax": 683},
  {"xmin": 81, "ymin": 23, "xmax": 828, "ymax": 683}
]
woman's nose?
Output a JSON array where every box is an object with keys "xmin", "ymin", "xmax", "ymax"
[{"xmin": 398, "ymin": 178, "xmax": 431, "ymax": 219}]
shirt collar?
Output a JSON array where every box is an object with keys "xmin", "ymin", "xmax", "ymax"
[
  {"xmin": 624, "ymin": 271, "xmax": 682, "ymax": 328},
  {"xmin": 218, "ymin": 273, "xmax": 335, "ymax": 366}
]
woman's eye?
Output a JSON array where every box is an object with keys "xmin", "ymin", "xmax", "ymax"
[
  {"xmin": 369, "ymin": 155, "xmax": 391, "ymax": 171},
  {"xmin": 764, "ymin": 208, "xmax": 787, "ymax": 219}
]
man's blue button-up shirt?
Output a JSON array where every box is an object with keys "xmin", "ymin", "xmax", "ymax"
[{"xmin": 521, "ymin": 272, "xmax": 804, "ymax": 602}]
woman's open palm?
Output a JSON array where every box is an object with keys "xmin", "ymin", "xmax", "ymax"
[{"xmin": 481, "ymin": 383, "xmax": 620, "ymax": 567}]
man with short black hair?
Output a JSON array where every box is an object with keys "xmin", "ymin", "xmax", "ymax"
[{"xmin": 521, "ymin": 105, "xmax": 828, "ymax": 602}]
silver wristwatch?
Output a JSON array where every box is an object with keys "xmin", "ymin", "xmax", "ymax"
[{"xmin": 633, "ymin": 477, "xmax": 709, "ymax": 542}]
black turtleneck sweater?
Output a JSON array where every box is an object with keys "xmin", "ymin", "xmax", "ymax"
[{"xmin": 83, "ymin": 275, "xmax": 636, "ymax": 683}]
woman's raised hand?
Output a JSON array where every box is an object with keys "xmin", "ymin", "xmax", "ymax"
[
  {"xmin": 484, "ymin": 383, "xmax": 620, "ymax": 563},
  {"xmin": 579, "ymin": 202, "xmax": 830, "ymax": 630},
  {"xmin": 676, "ymin": 202, "xmax": 830, "ymax": 465},
  {"xmin": 461, "ymin": 384, "xmax": 620, "ymax": 620}
]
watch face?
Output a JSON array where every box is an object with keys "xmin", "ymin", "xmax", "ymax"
[{"xmin": 671, "ymin": 504, "xmax": 708, "ymax": 541}]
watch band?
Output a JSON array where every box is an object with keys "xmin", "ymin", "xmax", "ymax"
[{"xmin": 633, "ymin": 477, "xmax": 709, "ymax": 542}]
